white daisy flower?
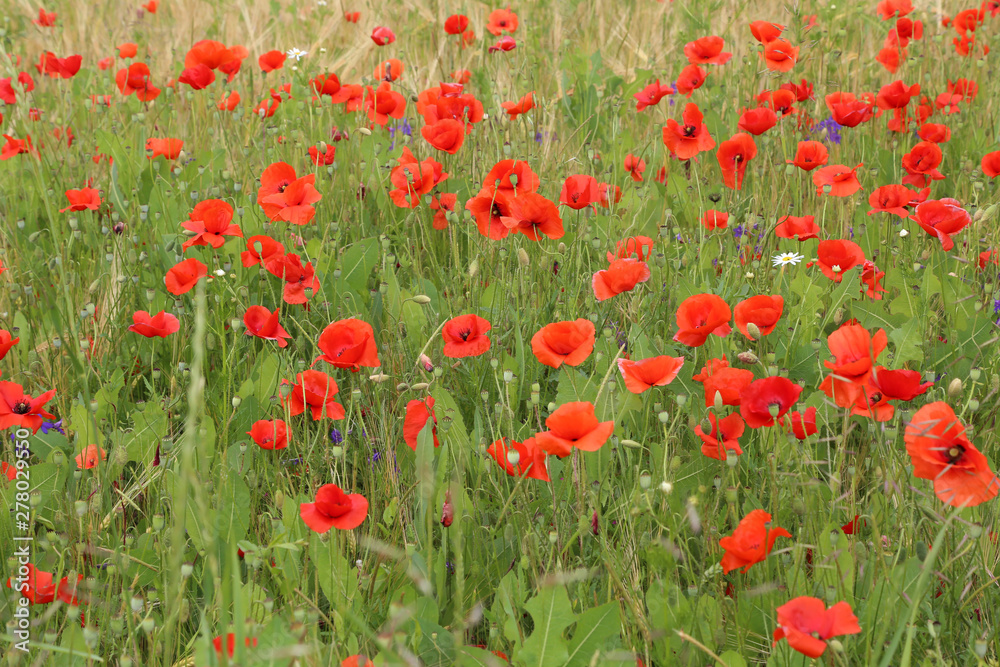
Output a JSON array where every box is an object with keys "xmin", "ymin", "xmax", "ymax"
[
  {"xmin": 772, "ymin": 252, "xmax": 804, "ymax": 267},
  {"xmin": 286, "ymin": 48, "xmax": 308, "ymax": 61}
]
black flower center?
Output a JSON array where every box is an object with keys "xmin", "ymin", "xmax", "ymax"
[
  {"xmin": 459, "ymin": 329, "xmax": 472, "ymax": 341},
  {"xmin": 13, "ymin": 400, "xmax": 31, "ymax": 415},
  {"xmin": 946, "ymin": 444, "xmax": 965, "ymax": 464},
  {"xmin": 683, "ymin": 125, "xmax": 697, "ymax": 137}
]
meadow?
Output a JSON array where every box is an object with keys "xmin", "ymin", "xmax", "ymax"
[{"xmin": 1, "ymin": 0, "xmax": 1000, "ymax": 665}]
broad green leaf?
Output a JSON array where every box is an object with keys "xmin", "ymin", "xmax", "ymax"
[{"xmin": 518, "ymin": 584, "xmax": 575, "ymax": 667}]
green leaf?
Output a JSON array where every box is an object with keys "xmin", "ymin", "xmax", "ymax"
[
  {"xmin": 519, "ymin": 584, "xmax": 575, "ymax": 667},
  {"xmin": 564, "ymin": 601, "xmax": 621, "ymax": 667},
  {"xmin": 719, "ymin": 650, "xmax": 749, "ymax": 667}
]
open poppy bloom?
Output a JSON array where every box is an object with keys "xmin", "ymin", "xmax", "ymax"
[
  {"xmin": 818, "ymin": 323, "xmax": 887, "ymax": 407},
  {"xmin": 430, "ymin": 193, "xmax": 457, "ymax": 230},
  {"xmin": 500, "ymin": 192, "xmax": 564, "ymax": 241},
  {"xmin": 60, "ymin": 187, "xmax": 101, "ymax": 212},
  {"xmin": 559, "ymin": 174, "xmax": 600, "ymax": 210},
  {"xmin": 813, "ymin": 164, "xmax": 863, "ymax": 196},
  {"xmin": 0, "ymin": 330, "xmax": 20, "ymax": 362},
  {"xmin": 129, "ymin": 310, "xmax": 179, "ymax": 338},
  {"xmin": 779, "ymin": 406, "xmax": 818, "ymax": 439},
  {"xmin": 0, "ymin": 135, "xmax": 34, "ymax": 162},
  {"xmin": 403, "ymin": 396, "xmax": 440, "ymax": 450},
  {"xmin": 444, "ymin": 14, "xmax": 470, "ymax": 34},
  {"xmin": 466, "ymin": 188, "xmax": 513, "ymax": 239},
  {"xmin": 258, "ymin": 50, "xmax": 286, "ymax": 72},
  {"xmin": 241, "ymin": 235, "xmax": 284, "ymax": 268},
  {"xmin": 442, "ymin": 314, "xmax": 492, "ymax": 358},
  {"xmin": 717, "ymin": 133, "xmax": 757, "ymax": 189},
  {"xmin": 178, "ymin": 63, "xmax": 216, "ymax": 90},
  {"xmin": 608, "ymin": 236, "xmax": 655, "ymax": 262},
  {"xmin": 75, "ymin": 444, "xmax": 106, "ymax": 470},
  {"xmin": 859, "ymin": 261, "xmax": 886, "ymax": 300},
  {"xmin": 116, "ymin": 62, "xmax": 160, "ymax": 100},
  {"xmin": 624, "ymin": 154, "xmax": 646, "ymax": 181},
  {"xmin": 749, "ymin": 20, "xmax": 785, "ymax": 43},
  {"xmin": 675, "ymin": 65, "xmax": 707, "ymax": 97},
  {"xmin": 36, "ymin": 52, "xmax": 83, "ymax": 79},
  {"xmin": 181, "ymin": 199, "xmax": 243, "ymax": 249},
  {"xmin": 502, "ymin": 91, "xmax": 535, "ymax": 119},
  {"xmin": 773, "ymin": 597, "xmax": 861, "ymax": 658},
  {"xmin": 364, "ymin": 82, "xmax": 406, "ymax": 125},
  {"xmin": 774, "ymin": 215, "xmax": 819, "ymax": 241},
  {"xmin": 486, "ymin": 8, "xmax": 518, "ymax": 35},
  {"xmin": 825, "ymin": 93, "xmax": 874, "ymax": 127},
  {"xmin": 701, "ymin": 210, "xmax": 728, "ymax": 230},
  {"xmin": 787, "ymin": 141, "xmax": 828, "ymax": 171},
  {"xmin": 911, "ymin": 198, "xmax": 970, "ymax": 251},
  {"xmin": 282, "ymin": 370, "xmax": 345, "ymax": 420},
  {"xmin": 693, "ymin": 357, "xmax": 755, "ymax": 407},
  {"xmin": 165, "ymin": 258, "xmax": 208, "ymax": 295},
  {"xmin": 316, "ymin": 319, "xmax": 380, "ymax": 371},
  {"xmin": 814, "ymin": 239, "xmax": 865, "ymax": 282},
  {"xmin": 901, "ymin": 141, "xmax": 944, "ymax": 187},
  {"xmin": 484, "ymin": 159, "xmax": 540, "ymax": 195},
  {"xmin": 531, "ymin": 319, "xmax": 596, "ymax": 368},
  {"xmin": 905, "ymin": 402, "xmax": 999, "ymax": 507},
  {"xmin": 868, "ymin": 184, "xmax": 923, "ymax": 217},
  {"xmin": 592, "ymin": 259, "xmax": 651, "ymax": 301},
  {"xmin": 733, "ymin": 295, "xmax": 783, "ymax": 339},
  {"xmin": 243, "ymin": 306, "xmax": 291, "ymax": 347},
  {"xmin": 146, "ymin": 138, "xmax": 183, "ymax": 160},
  {"xmin": 422, "ymin": 119, "xmax": 465, "ymax": 154},
  {"xmin": 300, "ymin": 483, "xmax": 368, "ymax": 532},
  {"xmin": 5, "ymin": 564, "xmax": 56, "ymax": 604},
  {"xmin": 982, "ymin": 151, "xmax": 1000, "ymax": 178},
  {"xmin": 487, "ymin": 437, "xmax": 550, "ymax": 481},
  {"xmin": 663, "ymin": 103, "xmax": 715, "ymax": 160},
  {"xmin": 247, "ymin": 419, "xmax": 289, "ymax": 450},
  {"xmin": 266, "ymin": 254, "xmax": 319, "ymax": 304},
  {"xmin": 33, "ymin": 8, "xmax": 57, "ymax": 27},
  {"xmin": 488, "ymin": 36, "xmax": 517, "ymax": 53},
  {"xmin": 258, "ymin": 162, "xmax": 322, "ymax": 224},
  {"xmin": 311, "ymin": 73, "xmax": 341, "ymax": 97},
  {"xmin": 719, "ymin": 509, "xmax": 790, "ymax": 574},
  {"xmin": 617, "ymin": 356, "xmax": 685, "ymax": 394},
  {"xmin": 308, "ymin": 142, "xmax": 336, "ymax": 165},
  {"xmin": 918, "ymin": 123, "xmax": 950, "ymax": 143},
  {"xmin": 696, "ymin": 413, "xmax": 746, "ymax": 459},
  {"xmin": 761, "ymin": 39, "xmax": 799, "ymax": 72},
  {"xmin": 684, "ymin": 36, "xmax": 732, "ymax": 64},
  {"xmin": 0, "ymin": 382, "xmax": 57, "ymax": 433},
  {"xmin": 739, "ymin": 377, "xmax": 803, "ymax": 428},
  {"xmin": 851, "ymin": 367, "xmax": 931, "ymax": 421},
  {"xmin": 673, "ymin": 294, "xmax": 731, "ymax": 347},
  {"xmin": 534, "ymin": 402, "xmax": 614, "ymax": 458},
  {"xmin": 634, "ymin": 79, "xmax": 674, "ymax": 111},
  {"xmin": 390, "ymin": 148, "xmax": 448, "ymax": 208},
  {"xmin": 737, "ymin": 108, "xmax": 777, "ymax": 136}
]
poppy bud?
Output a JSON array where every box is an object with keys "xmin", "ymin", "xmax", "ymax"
[
  {"xmin": 517, "ymin": 248, "xmax": 530, "ymax": 267},
  {"xmin": 591, "ymin": 511, "xmax": 599, "ymax": 535},
  {"xmin": 745, "ymin": 322, "xmax": 761, "ymax": 340},
  {"xmin": 833, "ymin": 308, "xmax": 845, "ymax": 325},
  {"xmin": 548, "ymin": 530, "xmax": 558, "ymax": 545},
  {"xmin": 968, "ymin": 399, "xmax": 979, "ymax": 411},
  {"xmin": 974, "ymin": 640, "xmax": 988, "ymax": 659},
  {"xmin": 622, "ymin": 439, "xmax": 641, "ymax": 449},
  {"xmin": 469, "ymin": 258, "xmax": 479, "ymax": 278},
  {"xmin": 395, "ymin": 382, "xmax": 409, "ymax": 391},
  {"xmin": 941, "ymin": 377, "xmax": 962, "ymax": 399},
  {"xmin": 638, "ymin": 471, "xmax": 652, "ymax": 489},
  {"xmin": 736, "ymin": 351, "xmax": 758, "ymax": 365},
  {"xmin": 675, "ymin": 394, "xmax": 687, "ymax": 407},
  {"xmin": 915, "ymin": 541, "xmax": 929, "ymax": 562},
  {"xmin": 412, "ymin": 295, "xmax": 431, "ymax": 304},
  {"xmin": 411, "ymin": 382, "xmax": 429, "ymax": 391},
  {"xmin": 369, "ymin": 373, "xmax": 390, "ymax": 382},
  {"xmin": 506, "ymin": 448, "xmax": 520, "ymax": 467}
]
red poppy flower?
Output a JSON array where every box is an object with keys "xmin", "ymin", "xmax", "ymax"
[
  {"xmin": 282, "ymin": 370, "xmax": 345, "ymax": 420},
  {"xmin": 675, "ymin": 65, "xmax": 707, "ymax": 97},
  {"xmin": 241, "ymin": 235, "xmax": 284, "ymax": 268},
  {"xmin": 607, "ymin": 236, "xmax": 654, "ymax": 262},
  {"xmin": 733, "ymin": 295, "xmax": 783, "ymax": 339},
  {"xmin": 818, "ymin": 323, "xmax": 887, "ymax": 407},
  {"xmin": 502, "ymin": 92, "xmax": 535, "ymax": 119},
  {"xmin": 911, "ymin": 198, "xmax": 970, "ymax": 251},
  {"xmin": 258, "ymin": 50, "xmax": 286, "ymax": 73},
  {"xmin": 165, "ymin": 258, "xmax": 208, "ymax": 295},
  {"xmin": 592, "ymin": 259, "xmax": 651, "ymax": 301},
  {"xmin": 901, "ymin": 141, "xmax": 944, "ymax": 187},
  {"xmin": 876, "ymin": 80, "xmax": 920, "ymax": 110},
  {"xmin": 308, "ymin": 142, "xmax": 336, "ymax": 165},
  {"xmin": 534, "ymin": 402, "xmax": 614, "ymax": 457},
  {"xmin": 217, "ymin": 90, "xmax": 240, "ymax": 111},
  {"xmin": 663, "ymin": 103, "xmax": 715, "ymax": 160},
  {"xmin": 442, "ymin": 314, "xmax": 491, "ymax": 358},
  {"xmin": 773, "ymin": 597, "xmax": 861, "ymax": 658},
  {"xmin": 531, "ymin": 320, "xmax": 595, "ymax": 369},
  {"xmin": 390, "ymin": 148, "xmax": 448, "ymax": 208},
  {"xmin": 617, "ymin": 356, "xmax": 684, "ymax": 394},
  {"xmin": 36, "ymin": 52, "xmax": 82, "ymax": 79},
  {"xmin": 739, "ymin": 377, "xmax": 803, "ymax": 428},
  {"xmin": 146, "ymin": 137, "xmax": 183, "ymax": 159},
  {"xmin": 311, "ymin": 73, "xmax": 341, "ymax": 97},
  {"xmin": 758, "ymin": 88, "xmax": 797, "ymax": 116},
  {"xmin": 445, "ymin": 14, "xmax": 470, "ymax": 34},
  {"xmin": 316, "ymin": 319, "xmax": 380, "ymax": 371},
  {"xmin": 774, "ymin": 215, "xmax": 819, "ymax": 241},
  {"xmin": 499, "ymin": 192, "xmax": 564, "ymax": 241},
  {"xmin": 814, "ymin": 239, "xmax": 865, "ymax": 282},
  {"xmin": 696, "ymin": 413, "xmax": 745, "ymax": 460},
  {"xmin": 487, "ymin": 437, "xmax": 550, "ymax": 482},
  {"xmin": 0, "ymin": 73, "xmax": 35, "ymax": 105},
  {"xmin": 905, "ymin": 402, "xmax": 999, "ymax": 507},
  {"xmin": 719, "ymin": 509, "xmax": 791, "ymax": 574},
  {"xmin": 877, "ymin": 0, "xmax": 913, "ymax": 19},
  {"xmin": 624, "ymin": 154, "xmax": 645, "ymax": 181},
  {"xmin": 488, "ymin": 36, "xmax": 517, "ymax": 53},
  {"xmin": 363, "ymin": 81, "xmax": 406, "ymax": 126},
  {"xmin": 813, "ymin": 164, "xmax": 863, "ymax": 197},
  {"xmin": 486, "ymin": 8, "xmax": 518, "ymax": 35},
  {"xmin": 634, "ymin": 79, "xmax": 674, "ymax": 111},
  {"xmin": 483, "ymin": 159, "xmax": 539, "ymax": 195},
  {"xmin": 859, "ymin": 261, "xmax": 886, "ymax": 300},
  {"xmin": 979, "ymin": 249, "xmax": 999, "ymax": 270},
  {"xmin": 780, "ymin": 78, "xmax": 813, "ymax": 102},
  {"xmin": 981, "ymin": 151, "xmax": 1000, "ymax": 178},
  {"xmin": 300, "ymin": 483, "xmax": 368, "ymax": 532},
  {"xmin": 5, "ymin": 564, "xmax": 55, "ymax": 604},
  {"xmin": 116, "ymin": 62, "xmax": 160, "ymax": 100},
  {"xmin": 876, "ymin": 46, "xmax": 904, "ymax": 74},
  {"xmin": 597, "ymin": 183, "xmax": 622, "ymax": 208},
  {"xmin": 918, "ymin": 123, "xmax": 950, "ymax": 143},
  {"xmin": 33, "ymin": 8, "xmax": 57, "ymax": 27},
  {"xmin": 0, "ymin": 330, "xmax": 20, "ymax": 362},
  {"xmin": 266, "ymin": 254, "xmax": 319, "ymax": 305},
  {"xmin": 369, "ymin": 26, "xmax": 396, "ymax": 45},
  {"xmin": 60, "ymin": 187, "xmax": 101, "ymax": 213},
  {"xmin": 779, "ymin": 406, "xmax": 818, "ymax": 439},
  {"xmin": 403, "ymin": 396, "xmax": 440, "ymax": 450},
  {"xmin": 559, "ymin": 174, "xmax": 600, "ymax": 210},
  {"xmin": 181, "ymin": 199, "xmax": 243, "ymax": 250},
  {"xmin": 737, "ymin": 107, "xmax": 777, "ymax": 136},
  {"xmin": 673, "ymin": 294, "xmax": 731, "ymax": 347},
  {"xmin": 761, "ymin": 39, "xmax": 798, "ymax": 72},
  {"xmin": 451, "ymin": 69, "xmax": 471, "ymax": 83},
  {"xmin": 243, "ymin": 306, "xmax": 291, "ymax": 347},
  {"xmin": 868, "ymin": 184, "xmax": 920, "ymax": 217},
  {"xmin": 0, "ymin": 381, "xmax": 57, "ymax": 433},
  {"xmin": 693, "ymin": 357, "xmax": 754, "ymax": 407},
  {"xmin": 701, "ymin": 210, "xmax": 728, "ymax": 230},
  {"xmin": 684, "ymin": 36, "xmax": 732, "ymax": 65},
  {"xmin": 212, "ymin": 635, "xmax": 259, "ymax": 659},
  {"xmin": 344, "ymin": 11, "xmax": 360, "ymax": 23},
  {"xmin": 258, "ymin": 162, "xmax": 321, "ymax": 225},
  {"xmin": 247, "ymin": 419, "xmax": 289, "ymax": 450},
  {"xmin": 0, "ymin": 134, "xmax": 35, "ymax": 161},
  {"xmin": 466, "ymin": 188, "xmax": 513, "ymax": 239},
  {"xmin": 430, "ymin": 193, "xmax": 457, "ymax": 230},
  {"xmin": 787, "ymin": 141, "xmax": 828, "ymax": 171},
  {"xmin": 717, "ymin": 133, "xmax": 757, "ymax": 190},
  {"xmin": 128, "ymin": 310, "xmax": 180, "ymax": 338},
  {"xmin": 749, "ymin": 20, "xmax": 785, "ymax": 43},
  {"xmin": 422, "ymin": 119, "xmax": 465, "ymax": 154},
  {"xmin": 75, "ymin": 444, "xmax": 106, "ymax": 469},
  {"xmin": 178, "ymin": 63, "xmax": 216, "ymax": 90},
  {"xmin": 825, "ymin": 93, "xmax": 873, "ymax": 127}
]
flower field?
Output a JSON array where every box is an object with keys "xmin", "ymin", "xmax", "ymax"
[{"xmin": 2, "ymin": 0, "xmax": 1000, "ymax": 665}]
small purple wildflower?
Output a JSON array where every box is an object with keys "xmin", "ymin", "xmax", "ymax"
[{"xmin": 813, "ymin": 116, "xmax": 842, "ymax": 145}]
